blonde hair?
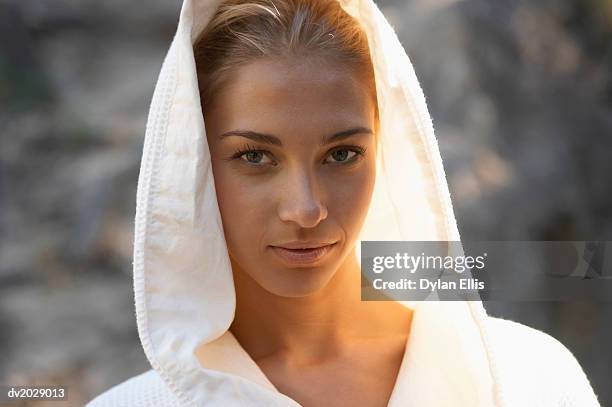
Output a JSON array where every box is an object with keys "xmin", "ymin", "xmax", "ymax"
[{"xmin": 194, "ymin": 0, "xmax": 379, "ymax": 128}]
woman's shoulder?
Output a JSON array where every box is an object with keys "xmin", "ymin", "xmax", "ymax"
[
  {"xmin": 84, "ymin": 369, "xmax": 181, "ymax": 407},
  {"xmin": 485, "ymin": 315, "xmax": 601, "ymax": 406}
]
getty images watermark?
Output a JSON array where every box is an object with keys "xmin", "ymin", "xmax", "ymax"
[{"xmin": 360, "ymin": 241, "xmax": 612, "ymax": 301}]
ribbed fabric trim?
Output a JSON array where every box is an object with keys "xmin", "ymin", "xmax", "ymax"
[{"xmin": 133, "ymin": 35, "xmax": 195, "ymax": 407}]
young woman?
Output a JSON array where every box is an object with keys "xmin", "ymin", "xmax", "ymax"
[{"xmin": 86, "ymin": 0, "xmax": 601, "ymax": 406}]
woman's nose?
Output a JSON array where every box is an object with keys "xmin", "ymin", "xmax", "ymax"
[{"xmin": 277, "ymin": 172, "xmax": 328, "ymax": 228}]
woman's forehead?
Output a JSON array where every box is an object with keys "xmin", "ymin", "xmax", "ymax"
[{"xmin": 204, "ymin": 57, "xmax": 376, "ymax": 139}]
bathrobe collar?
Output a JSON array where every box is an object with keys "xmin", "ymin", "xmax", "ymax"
[{"xmin": 193, "ymin": 301, "xmax": 495, "ymax": 406}]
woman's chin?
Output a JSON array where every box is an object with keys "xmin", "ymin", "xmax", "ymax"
[{"xmin": 258, "ymin": 265, "xmax": 338, "ymax": 298}]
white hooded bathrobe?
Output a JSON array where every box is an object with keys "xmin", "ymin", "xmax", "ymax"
[{"xmin": 85, "ymin": 0, "xmax": 602, "ymax": 405}]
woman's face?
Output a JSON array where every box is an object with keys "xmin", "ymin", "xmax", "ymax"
[{"xmin": 204, "ymin": 57, "xmax": 377, "ymax": 297}]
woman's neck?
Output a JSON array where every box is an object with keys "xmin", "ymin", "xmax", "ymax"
[{"xmin": 229, "ymin": 249, "xmax": 412, "ymax": 366}]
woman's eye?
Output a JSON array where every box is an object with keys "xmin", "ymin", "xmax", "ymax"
[
  {"xmin": 231, "ymin": 146, "xmax": 364, "ymax": 166},
  {"xmin": 240, "ymin": 151, "xmax": 273, "ymax": 165},
  {"xmin": 325, "ymin": 148, "xmax": 358, "ymax": 164}
]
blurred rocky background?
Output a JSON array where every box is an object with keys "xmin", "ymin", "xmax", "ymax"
[{"xmin": 0, "ymin": 0, "xmax": 610, "ymax": 405}]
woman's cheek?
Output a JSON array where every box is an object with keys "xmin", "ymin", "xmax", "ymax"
[
  {"xmin": 334, "ymin": 169, "xmax": 375, "ymax": 239},
  {"xmin": 219, "ymin": 175, "xmax": 271, "ymax": 244}
]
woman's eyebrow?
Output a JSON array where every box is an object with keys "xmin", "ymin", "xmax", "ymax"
[
  {"xmin": 320, "ymin": 127, "xmax": 373, "ymax": 146},
  {"xmin": 218, "ymin": 130, "xmax": 282, "ymax": 146},
  {"xmin": 217, "ymin": 127, "xmax": 373, "ymax": 146}
]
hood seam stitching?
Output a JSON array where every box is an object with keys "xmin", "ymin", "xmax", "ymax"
[{"xmin": 133, "ymin": 35, "xmax": 196, "ymax": 407}]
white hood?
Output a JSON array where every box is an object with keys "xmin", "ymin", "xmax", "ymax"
[{"xmin": 133, "ymin": 0, "xmax": 501, "ymax": 405}]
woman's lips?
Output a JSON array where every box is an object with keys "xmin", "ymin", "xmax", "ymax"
[{"xmin": 270, "ymin": 243, "xmax": 336, "ymax": 265}]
